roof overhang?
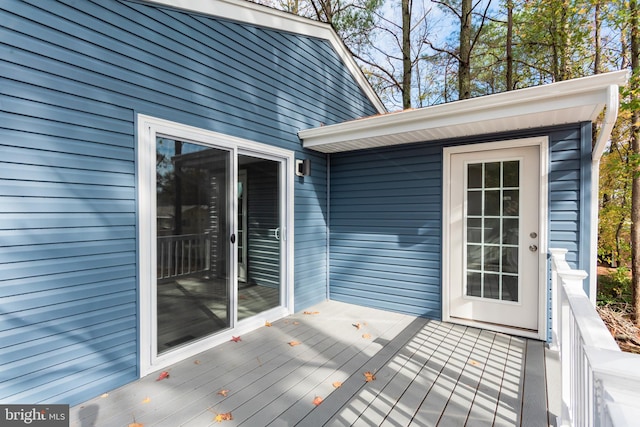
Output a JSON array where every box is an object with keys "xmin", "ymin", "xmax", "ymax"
[
  {"xmin": 299, "ymin": 70, "xmax": 629, "ymax": 153},
  {"xmin": 144, "ymin": 0, "xmax": 386, "ymax": 113}
]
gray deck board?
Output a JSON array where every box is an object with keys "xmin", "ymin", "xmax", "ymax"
[
  {"xmin": 70, "ymin": 301, "xmax": 551, "ymax": 427},
  {"xmin": 520, "ymin": 340, "xmax": 548, "ymax": 427}
]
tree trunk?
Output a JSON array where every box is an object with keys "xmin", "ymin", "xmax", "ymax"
[
  {"xmin": 402, "ymin": 0, "xmax": 412, "ymax": 109},
  {"xmin": 630, "ymin": 0, "xmax": 640, "ymax": 326},
  {"xmin": 557, "ymin": 0, "xmax": 570, "ymax": 80},
  {"xmin": 459, "ymin": 0, "xmax": 472, "ymax": 99},
  {"xmin": 506, "ymin": 0, "xmax": 513, "ymax": 90},
  {"xmin": 594, "ymin": 2, "xmax": 601, "ymax": 74}
]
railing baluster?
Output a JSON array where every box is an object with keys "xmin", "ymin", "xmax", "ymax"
[{"xmin": 157, "ymin": 234, "xmax": 210, "ymax": 280}]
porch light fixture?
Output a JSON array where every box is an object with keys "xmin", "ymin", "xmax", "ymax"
[{"xmin": 296, "ymin": 159, "xmax": 311, "ymax": 177}]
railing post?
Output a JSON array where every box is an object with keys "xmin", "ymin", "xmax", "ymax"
[
  {"xmin": 561, "ymin": 270, "xmax": 589, "ymax": 427},
  {"xmin": 550, "ymin": 248, "xmax": 569, "ymax": 351}
]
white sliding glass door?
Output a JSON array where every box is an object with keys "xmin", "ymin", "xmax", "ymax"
[{"xmin": 138, "ymin": 115, "xmax": 294, "ymax": 375}]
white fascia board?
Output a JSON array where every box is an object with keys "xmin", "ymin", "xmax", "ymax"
[
  {"xmin": 143, "ymin": 0, "xmax": 385, "ymax": 113},
  {"xmin": 300, "ymin": 70, "xmax": 629, "ymax": 152}
]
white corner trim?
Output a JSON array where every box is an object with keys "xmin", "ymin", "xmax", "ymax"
[
  {"xmin": 142, "ymin": 0, "xmax": 385, "ymax": 114},
  {"xmin": 589, "ymin": 83, "xmax": 623, "ymax": 304},
  {"xmin": 539, "ymin": 137, "xmax": 550, "ymax": 341}
]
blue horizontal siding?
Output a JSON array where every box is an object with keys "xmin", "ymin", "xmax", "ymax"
[
  {"xmin": 329, "ymin": 124, "xmax": 589, "ymax": 321},
  {"xmin": 1, "ymin": 0, "xmax": 377, "ymax": 405},
  {"xmin": 0, "ymin": 304, "xmax": 135, "ymax": 348},
  {"xmin": 548, "ymin": 127, "xmax": 586, "ymax": 269},
  {"xmin": 329, "ymin": 145, "xmax": 442, "ymax": 318}
]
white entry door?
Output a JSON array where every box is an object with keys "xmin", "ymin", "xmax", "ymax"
[{"xmin": 445, "ymin": 141, "xmax": 544, "ymax": 333}]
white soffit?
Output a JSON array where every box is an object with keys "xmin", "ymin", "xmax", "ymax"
[
  {"xmin": 144, "ymin": 0, "xmax": 386, "ymax": 113},
  {"xmin": 299, "ymin": 70, "xmax": 629, "ymax": 153}
]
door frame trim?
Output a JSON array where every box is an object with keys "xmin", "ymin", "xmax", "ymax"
[
  {"xmin": 136, "ymin": 114, "xmax": 295, "ymax": 376},
  {"xmin": 441, "ymin": 136, "xmax": 549, "ymax": 340}
]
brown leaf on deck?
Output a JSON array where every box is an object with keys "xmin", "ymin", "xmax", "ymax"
[
  {"xmin": 214, "ymin": 412, "xmax": 233, "ymax": 422},
  {"xmin": 217, "ymin": 389, "xmax": 229, "ymax": 397},
  {"xmin": 156, "ymin": 371, "xmax": 169, "ymax": 381},
  {"xmin": 142, "ymin": 397, "xmax": 151, "ymax": 404},
  {"xmin": 265, "ymin": 321, "xmax": 272, "ymax": 327},
  {"xmin": 303, "ymin": 311, "xmax": 320, "ymax": 315},
  {"xmin": 332, "ymin": 381, "xmax": 343, "ymax": 388},
  {"xmin": 312, "ymin": 396, "xmax": 323, "ymax": 406},
  {"xmin": 231, "ymin": 336, "xmax": 241, "ymax": 342},
  {"xmin": 353, "ymin": 322, "xmax": 361, "ymax": 330},
  {"xmin": 288, "ymin": 340, "xmax": 302, "ymax": 346},
  {"xmin": 362, "ymin": 333, "xmax": 371, "ymax": 339},
  {"xmin": 364, "ymin": 371, "xmax": 376, "ymax": 382}
]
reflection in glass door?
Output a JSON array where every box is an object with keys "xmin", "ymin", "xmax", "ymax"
[
  {"xmin": 155, "ymin": 138, "xmax": 230, "ymax": 354},
  {"xmin": 237, "ymin": 155, "xmax": 281, "ymax": 321}
]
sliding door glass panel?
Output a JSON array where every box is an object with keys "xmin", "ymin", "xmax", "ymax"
[
  {"xmin": 238, "ymin": 155, "xmax": 281, "ymax": 320},
  {"xmin": 156, "ymin": 137, "xmax": 230, "ymax": 354}
]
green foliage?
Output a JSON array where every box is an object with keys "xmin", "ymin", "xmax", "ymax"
[{"xmin": 598, "ymin": 267, "xmax": 633, "ymax": 306}]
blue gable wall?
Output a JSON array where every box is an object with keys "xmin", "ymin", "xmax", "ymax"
[
  {"xmin": 329, "ymin": 124, "xmax": 592, "ymax": 319},
  {"xmin": 0, "ymin": 0, "xmax": 377, "ymax": 405}
]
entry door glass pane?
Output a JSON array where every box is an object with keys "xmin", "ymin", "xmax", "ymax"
[
  {"xmin": 156, "ymin": 138, "xmax": 230, "ymax": 354},
  {"xmin": 465, "ymin": 160, "xmax": 519, "ymax": 302},
  {"xmin": 238, "ymin": 155, "xmax": 281, "ymax": 321}
]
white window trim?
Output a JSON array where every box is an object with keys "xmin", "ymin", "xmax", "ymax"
[
  {"xmin": 137, "ymin": 114, "xmax": 295, "ymax": 376},
  {"xmin": 441, "ymin": 136, "xmax": 549, "ymax": 340}
]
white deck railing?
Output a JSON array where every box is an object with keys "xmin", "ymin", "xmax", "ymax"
[
  {"xmin": 157, "ymin": 234, "xmax": 209, "ymax": 280},
  {"xmin": 550, "ymin": 248, "xmax": 640, "ymax": 427}
]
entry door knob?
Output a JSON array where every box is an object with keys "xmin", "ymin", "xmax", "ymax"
[{"xmin": 529, "ymin": 244, "xmax": 538, "ymax": 252}]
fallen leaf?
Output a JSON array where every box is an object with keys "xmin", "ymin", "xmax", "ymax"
[
  {"xmin": 214, "ymin": 412, "xmax": 233, "ymax": 422},
  {"xmin": 362, "ymin": 333, "xmax": 371, "ymax": 339},
  {"xmin": 142, "ymin": 397, "xmax": 151, "ymax": 404},
  {"xmin": 353, "ymin": 323, "xmax": 361, "ymax": 330},
  {"xmin": 231, "ymin": 336, "xmax": 241, "ymax": 342},
  {"xmin": 194, "ymin": 359, "xmax": 201, "ymax": 365},
  {"xmin": 288, "ymin": 341, "xmax": 302, "ymax": 346},
  {"xmin": 156, "ymin": 371, "xmax": 170, "ymax": 381},
  {"xmin": 364, "ymin": 371, "xmax": 376, "ymax": 382},
  {"xmin": 129, "ymin": 423, "xmax": 144, "ymax": 427},
  {"xmin": 100, "ymin": 393, "xmax": 109, "ymax": 398},
  {"xmin": 303, "ymin": 311, "xmax": 320, "ymax": 315},
  {"xmin": 312, "ymin": 396, "xmax": 323, "ymax": 406},
  {"xmin": 265, "ymin": 321, "xmax": 272, "ymax": 327},
  {"xmin": 217, "ymin": 389, "xmax": 229, "ymax": 397},
  {"xmin": 332, "ymin": 381, "xmax": 342, "ymax": 388},
  {"xmin": 469, "ymin": 360, "xmax": 481, "ymax": 366},
  {"xmin": 293, "ymin": 321, "xmax": 300, "ymax": 325}
]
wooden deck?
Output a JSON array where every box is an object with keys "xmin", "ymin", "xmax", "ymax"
[{"xmin": 70, "ymin": 301, "xmax": 555, "ymax": 426}]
